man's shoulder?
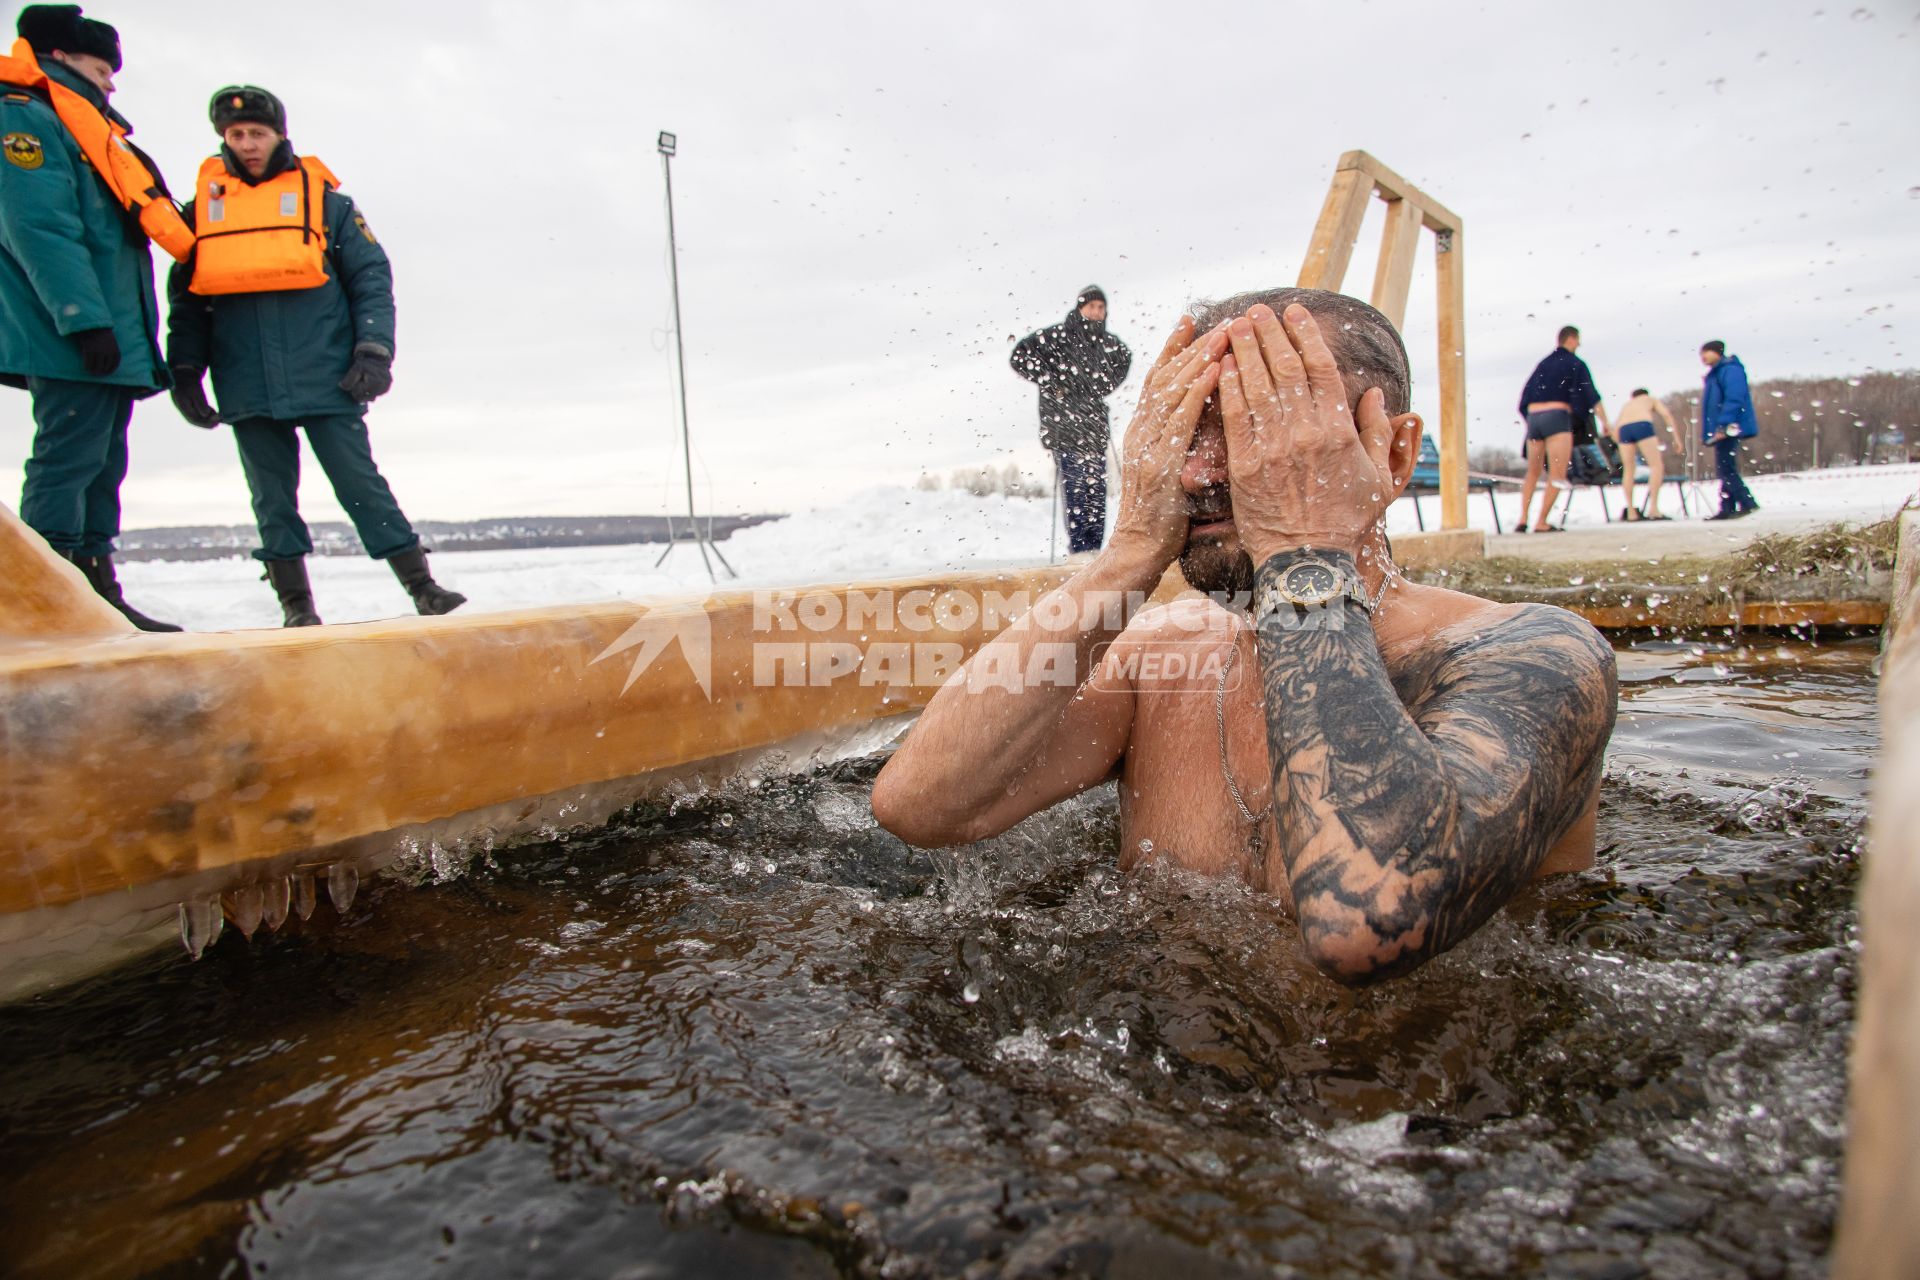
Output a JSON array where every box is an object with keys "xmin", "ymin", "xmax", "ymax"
[
  {"xmin": 0, "ymin": 91, "xmax": 67, "ymax": 167},
  {"xmin": 1117, "ymin": 596, "xmax": 1239, "ymax": 645},
  {"xmin": 0, "ymin": 88, "xmax": 56, "ymax": 125},
  {"xmin": 1413, "ymin": 596, "xmax": 1615, "ymax": 704}
]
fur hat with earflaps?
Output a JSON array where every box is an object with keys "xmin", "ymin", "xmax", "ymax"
[{"xmin": 16, "ymin": 4, "xmax": 121, "ymax": 71}]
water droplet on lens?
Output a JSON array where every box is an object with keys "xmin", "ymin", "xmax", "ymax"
[
  {"xmin": 1138, "ymin": 838, "xmax": 1154, "ymax": 854},
  {"xmin": 719, "ymin": 812, "xmax": 735, "ymax": 827},
  {"xmin": 962, "ymin": 982, "xmax": 981, "ymax": 1004}
]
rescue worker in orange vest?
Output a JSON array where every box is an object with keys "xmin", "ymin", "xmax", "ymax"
[
  {"xmin": 0, "ymin": 5, "xmax": 190, "ymax": 630},
  {"xmin": 165, "ymin": 85, "xmax": 464, "ymax": 626}
]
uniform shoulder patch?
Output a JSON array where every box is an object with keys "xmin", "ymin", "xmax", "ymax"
[
  {"xmin": 3, "ymin": 132, "xmax": 44, "ymax": 170},
  {"xmin": 353, "ymin": 212, "xmax": 377, "ymax": 244}
]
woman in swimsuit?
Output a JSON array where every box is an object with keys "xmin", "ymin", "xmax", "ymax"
[{"xmin": 1613, "ymin": 389, "xmax": 1685, "ymax": 520}]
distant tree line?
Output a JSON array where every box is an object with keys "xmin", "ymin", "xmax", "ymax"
[
  {"xmin": 917, "ymin": 462, "xmax": 1052, "ymax": 499},
  {"xmin": 1657, "ymin": 367, "xmax": 1917, "ymax": 476}
]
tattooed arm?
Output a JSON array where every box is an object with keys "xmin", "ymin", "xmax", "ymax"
[
  {"xmin": 1209, "ymin": 300, "xmax": 1616, "ymax": 984},
  {"xmin": 1256, "ymin": 602, "xmax": 1616, "ymax": 984}
]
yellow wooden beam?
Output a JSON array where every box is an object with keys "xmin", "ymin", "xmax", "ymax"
[
  {"xmin": 0, "ymin": 502, "xmax": 132, "ymax": 641},
  {"xmin": 0, "ymin": 568, "xmax": 1093, "ymax": 916},
  {"xmin": 1369, "ymin": 197, "xmax": 1423, "ymax": 331},
  {"xmin": 1335, "ymin": 149, "xmax": 1463, "ymax": 233},
  {"xmin": 1836, "ymin": 507, "xmax": 1920, "ymax": 1279},
  {"xmin": 1434, "ymin": 225, "xmax": 1470, "ymax": 530},
  {"xmin": 1296, "ymin": 164, "xmax": 1372, "ymax": 291}
]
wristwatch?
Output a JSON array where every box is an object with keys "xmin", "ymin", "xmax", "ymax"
[{"xmin": 1252, "ymin": 549, "xmax": 1372, "ymax": 630}]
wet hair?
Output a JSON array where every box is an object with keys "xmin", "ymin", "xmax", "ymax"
[
  {"xmin": 1631, "ymin": 387, "xmax": 1650, "ymax": 398},
  {"xmin": 1186, "ymin": 287, "xmax": 1411, "ymax": 415},
  {"xmin": 1701, "ymin": 340, "xmax": 1726, "ymax": 356},
  {"xmin": 1558, "ymin": 325, "xmax": 1580, "ymax": 344}
]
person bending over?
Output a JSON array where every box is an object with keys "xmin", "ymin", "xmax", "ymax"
[
  {"xmin": 873, "ymin": 288, "xmax": 1618, "ymax": 987},
  {"xmin": 1612, "ymin": 387, "xmax": 1684, "ymax": 521}
]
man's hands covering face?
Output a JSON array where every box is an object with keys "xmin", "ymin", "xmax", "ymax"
[
  {"xmin": 1108, "ymin": 316, "xmax": 1228, "ymax": 566},
  {"xmin": 1218, "ymin": 303, "xmax": 1398, "ymax": 565}
]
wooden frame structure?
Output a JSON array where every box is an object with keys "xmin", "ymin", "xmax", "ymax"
[{"xmin": 1298, "ymin": 151, "xmax": 1469, "ymax": 529}]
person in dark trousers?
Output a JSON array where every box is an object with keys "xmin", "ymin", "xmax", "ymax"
[
  {"xmin": 166, "ymin": 85, "xmax": 463, "ymax": 626},
  {"xmin": 0, "ymin": 5, "xmax": 190, "ymax": 630},
  {"xmin": 1698, "ymin": 339, "xmax": 1759, "ymax": 520},
  {"xmin": 1514, "ymin": 325, "xmax": 1609, "ymax": 533},
  {"xmin": 1011, "ymin": 285, "xmax": 1131, "ymax": 554}
]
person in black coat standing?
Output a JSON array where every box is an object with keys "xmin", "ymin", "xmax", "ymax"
[{"xmin": 1011, "ymin": 285, "xmax": 1131, "ymax": 554}]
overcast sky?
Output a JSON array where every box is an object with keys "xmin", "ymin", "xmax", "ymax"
[{"xmin": 4, "ymin": 0, "xmax": 1915, "ymax": 527}]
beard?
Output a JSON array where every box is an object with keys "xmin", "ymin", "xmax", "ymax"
[{"xmin": 1178, "ymin": 532, "xmax": 1255, "ymax": 601}]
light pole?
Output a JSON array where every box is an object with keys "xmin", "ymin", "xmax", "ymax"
[{"xmin": 654, "ymin": 130, "xmax": 734, "ymax": 580}]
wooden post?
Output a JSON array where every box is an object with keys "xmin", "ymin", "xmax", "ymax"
[
  {"xmin": 1369, "ymin": 197, "xmax": 1423, "ymax": 331},
  {"xmin": 1296, "ymin": 164, "xmax": 1372, "ymax": 292},
  {"xmin": 1434, "ymin": 226, "xmax": 1469, "ymax": 530},
  {"xmin": 1297, "ymin": 151, "xmax": 1470, "ymax": 531}
]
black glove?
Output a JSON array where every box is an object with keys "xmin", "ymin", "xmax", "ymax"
[
  {"xmin": 338, "ymin": 342, "xmax": 393, "ymax": 402},
  {"xmin": 169, "ymin": 367, "xmax": 220, "ymax": 428},
  {"xmin": 72, "ymin": 327, "xmax": 121, "ymax": 377}
]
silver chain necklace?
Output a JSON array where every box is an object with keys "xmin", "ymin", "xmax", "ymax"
[{"xmin": 1215, "ymin": 641, "xmax": 1273, "ymax": 876}]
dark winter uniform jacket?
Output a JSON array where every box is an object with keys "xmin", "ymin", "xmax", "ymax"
[
  {"xmin": 1010, "ymin": 309, "xmax": 1132, "ymax": 454},
  {"xmin": 166, "ymin": 142, "xmax": 395, "ymax": 423},
  {"xmin": 1700, "ymin": 355, "xmax": 1759, "ymax": 442},
  {"xmin": 0, "ymin": 58, "xmax": 164, "ymax": 392}
]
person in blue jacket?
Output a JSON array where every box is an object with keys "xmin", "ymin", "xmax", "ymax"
[
  {"xmin": 166, "ymin": 85, "xmax": 464, "ymax": 625},
  {"xmin": 0, "ymin": 4, "xmax": 179, "ymax": 629},
  {"xmin": 1698, "ymin": 339, "xmax": 1760, "ymax": 521}
]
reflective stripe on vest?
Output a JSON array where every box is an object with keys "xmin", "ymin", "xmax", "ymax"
[
  {"xmin": 188, "ymin": 154, "xmax": 339, "ymax": 296},
  {"xmin": 0, "ymin": 38, "xmax": 195, "ymax": 263}
]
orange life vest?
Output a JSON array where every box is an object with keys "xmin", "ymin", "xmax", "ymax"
[
  {"xmin": 0, "ymin": 38, "xmax": 195, "ymax": 263},
  {"xmin": 187, "ymin": 153, "xmax": 340, "ymax": 296}
]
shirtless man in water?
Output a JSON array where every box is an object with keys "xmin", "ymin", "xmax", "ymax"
[{"xmin": 871, "ymin": 288, "xmax": 1618, "ymax": 986}]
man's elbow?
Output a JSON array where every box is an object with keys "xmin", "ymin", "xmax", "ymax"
[
  {"xmin": 1300, "ymin": 935, "xmax": 1401, "ymax": 988},
  {"xmin": 870, "ymin": 764, "xmax": 973, "ymax": 848},
  {"xmin": 1295, "ymin": 904, "xmax": 1434, "ymax": 988}
]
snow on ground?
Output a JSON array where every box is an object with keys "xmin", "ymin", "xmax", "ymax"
[{"xmin": 118, "ymin": 464, "xmax": 1919, "ymax": 633}]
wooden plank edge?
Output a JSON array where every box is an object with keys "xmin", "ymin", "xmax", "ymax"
[{"xmin": 1835, "ymin": 506, "xmax": 1920, "ymax": 1278}]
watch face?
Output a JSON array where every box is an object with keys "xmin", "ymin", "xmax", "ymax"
[{"xmin": 1283, "ymin": 561, "xmax": 1341, "ymax": 606}]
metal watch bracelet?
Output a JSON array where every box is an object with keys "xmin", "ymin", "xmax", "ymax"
[{"xmin": 1252, "ymin": 548, "xmax": 1372, "ymax": 632}]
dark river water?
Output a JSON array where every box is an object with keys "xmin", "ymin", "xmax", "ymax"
[{"xmin": 0, "ymin": 638, "xmax": 1878, "ymax": 1279}]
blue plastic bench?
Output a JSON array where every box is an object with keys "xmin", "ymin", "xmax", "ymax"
[{"xmin": 1403, "ymin": 436, "xmax": 1509, "ymax": 534}]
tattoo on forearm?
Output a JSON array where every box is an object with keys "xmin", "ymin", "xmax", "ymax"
[{"xmin": 1255, "ymin": 603, "xmax": 1617, "ymax": 984}]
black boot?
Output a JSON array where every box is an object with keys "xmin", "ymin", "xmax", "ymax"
[
  {"xmin": 387, "ymin": 546, "xmax": 466, "ymax": 616},
  {"xmin": 262, "ymin": 558, "xmax": 322, "ymax": 627},
  {"xmin": 65, "ymin": 552, "xmax": 182, "ymax": 632}
]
